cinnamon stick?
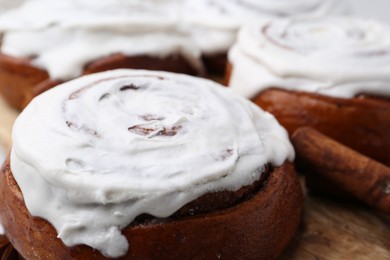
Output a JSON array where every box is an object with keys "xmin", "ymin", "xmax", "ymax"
[{"xmin": 291, "ymin": 127, "xmax": 390, "ymax": 215}]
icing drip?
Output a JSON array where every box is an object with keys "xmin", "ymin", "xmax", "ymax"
[
  {"xmin": 228, "ymin": 17, "xmax": 390, "ymax": 98},
  {"xmin": 0, "ymin": 0, "xmax": 202, "ymax": 80},
  {"xmin": 0, "ymin": 224, "xmax": 4, "ymax": 235},
  {"xmin": 11, "ymin": 69, "xmax": 294, "ymax": 257},
  {"xmin": 183, "ymin": 0, "xmax": 346, "ymax": 54}
]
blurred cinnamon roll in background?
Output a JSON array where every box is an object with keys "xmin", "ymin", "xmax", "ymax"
[
  {"xmin": 227, "ymin": 16, "xmax": 390, "ymax": 165},
  {"xmin": 183, "ymin": 0, "xmax": 346, "ymax": 73},
  {"xmin": 0, "ymin": 0, "xmax": 204, "ymax": 110}
]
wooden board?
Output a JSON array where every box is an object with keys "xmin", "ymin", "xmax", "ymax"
[
  {"xmin": 281, "ymin": 188, "xmax": 390, "ymax": 259},
  {"xmin": 0, "ymin": 97, "xmax": 389, "ymax": 259}
]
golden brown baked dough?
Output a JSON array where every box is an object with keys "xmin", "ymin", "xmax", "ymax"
[
  {"xmin": 0, "ymin": 53, "xmax": 203, "ymax": 110},
  {"xmin": 0, "ymin": 159, "xmax": 302, "ymax": 260},
  {"xmin": 0, "ymin": 54, "xmax": 49, "ymax": 110},
  {"xmin": 253, "ymin": 89, "xmax": 390, "ymax": 166},
  {"xmin": 225, "ymin": 64, "xmax": 390, "ymax": 166}
]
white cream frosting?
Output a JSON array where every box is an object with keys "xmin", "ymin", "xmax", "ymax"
[
  {"xmin": 0, "ymin": 224, "xmax": 4, "ymax": 236},
  {"xmin": 183, "ymin": 0, "xmax": 347, "ymax": 55},
  {"xmin": 11, "ymin": 69, "xmax": 294, "ymax": 258},
  {"xmin": 228, "ymin": 17, "xmax": 390, "ymax": 99},
  {"xmin": 346, "ymin": 0, "xmax": 390, "ymax": 25},
  {"xmin": 0, "ymin": 0, "xmax": 202, "ymax": 80}
]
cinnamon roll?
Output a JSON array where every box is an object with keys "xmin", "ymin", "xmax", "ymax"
[
  {"xmin": 0, "ymin": 70, "xmax": 302, "ymax": 259},
  {"xmin": 227, "ymin": 16, "xmax": 390, "ymax": 165},
  {"xmin": 0, "ymin": 0, "xmax": 204, "ymax": 110},
  {"xmin": 183, "ymin": 0, "xmax": 346, "ymax": 73}
]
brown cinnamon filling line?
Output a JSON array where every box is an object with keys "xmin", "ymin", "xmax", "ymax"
[
  {"xmin": 98, "ymin": 84, "xmax": 140, "ymax": 102},
  {"xmin": 128, "ymin": 125, "xmax": 182, "ymax": 137},
  {"xmin": 119, "ymin": 84, "xmax": 139, "ymax": 91}
]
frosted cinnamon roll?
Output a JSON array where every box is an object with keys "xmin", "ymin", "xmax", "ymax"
[
  {"xmin": 227, "ymin": 16, "xmax": 390, "ymax": 165},
  {"xmin": 0, "ymin": 0, "xmax": 204, "ymax": 110},
  {"xmin": 183, "ymin": 0, "xmax": 346, "ymax": 73},
  {"xmin": 0, "ymin": 69, "xmax": 302, "ymax": 259}
]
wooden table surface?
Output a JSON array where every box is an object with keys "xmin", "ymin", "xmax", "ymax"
[
  {"xmin": 0, "ymin": 96, "xmax": 389, "ymax": 260},
  {"xmin": 282, "ymin": 188, "xmax": 390, "ymax": 259}
]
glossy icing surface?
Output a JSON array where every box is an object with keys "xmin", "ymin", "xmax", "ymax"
[
  {"xmin": 0, "ymin": 0, "xmax": 202, "ymax": 80},
  {"xmin": 183, "ymin": 0, "xmax": 346, "ymax": 54},
  {"xmin": 0, "ymin": 0, "xmax": 347, "ymax": 76},
  {"xmin": 229, "ymin": 17, "xmax": 390, "ymax": 98}
]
